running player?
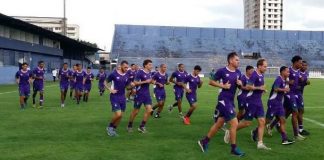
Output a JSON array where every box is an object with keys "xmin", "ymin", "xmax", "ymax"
[
  {"xmin": 59, "ymin": 63, "xmax": 72, "ymax": 107},
  {"xmin": 127, "ymin": 59, "xmax": 155, "ymax": 133},
  {"xmin": 32, "ymin": 61, "xmax": 45, "ymax": 108},
  {"xmin": 151, "ymin": 64, "xmax": 169, "ymax": 118},
  {"xmin": 83, "ymin": 67, "xmax": 94, "ymax": 102},
  {"xmin": 105, "ymin": 60, "xmax": 133, "ymax": 136},
  {"xmin": 265, "ymin": 66, "xmax": 295, "ymax": 145},
  {"xmin": 182, "ymin": 65, "xmax": 203, "ymax": 125},
  {"xmin": 69, "ymin": 65, "xmax": 77, "ymax": 99},
  {"xmin": 126, "ymin": 64, "xmax": 137, "ymax": 101},
  {"xmin": 168, "ymin": 63, "xmax": 188, "ymax": 118},
  {"xmin": 236, "ymin": 65, "xmax": 254, "ymax": 121},
  {"xmin": 198, "ymin": 52, "xmax": 245, "ymax": 156},
  {"xmin": 97, "ymin": 67, "xmax": 107, "ymax": 96},
  {"xmin": 231, "ymin": 59, "xmax": 271, "ymax": 150},
  {"xmin": 15, "ymin": 62, "xmax": 32, "ymax": 109},
  {"xmin": 73, "ymin": 64, "xmax": 85, "ymax": 105}
]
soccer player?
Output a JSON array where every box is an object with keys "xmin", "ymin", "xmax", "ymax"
[
  {"xmin": 236, "ymin": 65, "xmax": 254, "ymax": 121},
  {"xmin": 151, "ymin": 64, "xmax": 169, "ymax": 118},
  {"xmin": 127, "ymin": 59, "xmax": 155, "ymax": 133},
  {"xmin": 297, "ymin": 60, "xmax": 310, "ymax": 135},
  {"xmin": 83, "ymin": 67, "xmax": 94, "ymax": 102},
  {"xmin": 32, "ymin": 61, "xmax": 45, "ymax": 108},
  {"xmin": 198, "ymin": 52, "xmax": 245, "ymax": 156},
  {"xmin": 265, "ymin": 66, "xmax": 295, "ymax": 145},
  {"xmin": 69, "ymin": 65, "xmax": 77, "ymax": 99},
  {"xmin": 168, "ymin": 63, "xmax": 188, "ymax": 117},
  {"xmin": 182, "ymin": 65, "xmax": 203, "ymax": 125},
  {"xmin": 105, "ymin": 60, "xmax": 133, "ymax": 136},
  {"xmin": 231, "ymin": 59, "xmax": 271, "ymax": 150},
  {"xmin": 96, "ymin": 67, "xmax": 107, "ymax": 96},
  {"xmin": 58, "ymin": 63, "xmax": 72, "ymax": 107},
  {"xmin": 15, "ymin": 62, "xmax": 33, "ymax": 109},
  {"xmin": 73, "ymin": 64, "xmax": 85, "ymax": 105},
  {"xmin": 126, "ymin": 64, "xmax": 137, "ymax": 101}
]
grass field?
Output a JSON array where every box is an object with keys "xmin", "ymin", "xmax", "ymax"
[{"xmin": 0, "ymin": 78, "xmax": 324, "ymax": 160}]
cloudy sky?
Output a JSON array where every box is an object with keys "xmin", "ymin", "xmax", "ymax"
[{"xmin": 1, "ymin": 0, "xmax": 324, "ymax": 50}]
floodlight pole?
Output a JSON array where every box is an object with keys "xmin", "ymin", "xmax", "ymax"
[{"xmin": 63, "ymin": 0, "xmax": 67, "ymax": 36}]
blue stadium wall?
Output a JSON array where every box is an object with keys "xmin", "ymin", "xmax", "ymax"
[{"xmin": 111, "ymin": 25, "xmax": 324, "ymax": 72}]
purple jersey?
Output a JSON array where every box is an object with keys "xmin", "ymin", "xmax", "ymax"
[
  {"xmin": 184, "ymin": 74, "xmax": 201, "ymax": 94},
  {"xmin": 152, "ymin": 71, "xmax": 168, "ymax": 90},
  {"xmin": 237, "ymin": 74, "xmax": 249, "ymax": 100},
  {"xmin": 84, "ymin": 72, "xmax": 94, "ymax": 84},
  {"xmin": 15, "ymin": 70, "xmax": 32, "ymax": 87},
  {"xmin": 126, "ymin": 69, "xmax": 137, "ymax": 82},
  {"xmin": 73, "ymin": 71, "xmax": 85, "ymax": 85},
  {"xmin": 287, "ymin": 67, "xmax": 300, "ymax": 94},
  {"xmin": 213, "ymin": 67, "xmax": 241, "ymax": 101},
  {"xmin": 32, "ymin": 67, "xmax": 45, "ymax": 85},
  {"xmin": 107, "ymin": 70, "xmax": 130, "ymax": 97},
  {"xmin": 171, "ymin": 70, "xmax": 188, "ymax": 89},
  {"xmin": 298, "ymin": 71, "xmax": 308, "ymax": 94},
  {"xmin": 59, "ymin": 69, "xmax": 71, "ymax": 85},
  {"xmin": 246, "ymin": 71, "xmax": 264, "ymax": 101},
  {"xmin": 135, "ymin": 69, "xmax": 152, "ymax": 96},
  {"xmin": 268, "ymin": 76, "xmax": 287, "ymax": 103},
  {"xmin": 97, "ymin": 72, "xmax": 107, "ymax": 85}
]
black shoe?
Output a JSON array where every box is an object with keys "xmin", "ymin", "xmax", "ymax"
[
  {"xmin": 299, "ymin": 130, "xmax": 310, "ymax": 136},
  {"xmin": 282, "ymin": 139, "xmax": 295, "ymax": 145}
]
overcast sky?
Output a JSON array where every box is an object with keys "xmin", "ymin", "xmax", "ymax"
[{"xmin": 1, "ymin": 0, "xmax": 324, "ymax": 50}]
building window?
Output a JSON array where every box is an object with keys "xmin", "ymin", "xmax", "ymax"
[
  {"xmin": 274, "ymin": 15, "xmax": 278, "ymax": 18},
  {"xmin": 268, "ymin": 9, "xmax": 271, "ymax": 12},
  {"xmin": 55, "ymin": 27, "xmax": 61, "ymax": 31},
  {"xmin": 268, "ymin": 20, "xmax": 271, "ymax": 23},
  {"xmin": 67, "ymin": 27, "xmax": 75, "ymax": 31},
  {"xmin": 274, "ymin": 26, "xmax": 277, "ymax": 29},
  {"xmin": 274, "ymin": 9, "xmax": 278, "ymax": 12},
  {"xmin": 268, "ymin": 14, "xmax": 271, "ymax": 18},
  {"xmin": 268, "ymin": 26, "xmax": 272, "ymax": 29},
  {"xmin": 274, "ymin": 20, "xmax": 278, "ymax": 23}
]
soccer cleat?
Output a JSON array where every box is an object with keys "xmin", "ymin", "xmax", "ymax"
[
  {"xmin": 168, "ymin": 105, "xmax": 173, "ymax": 112},
  {"xmin": 251, "ymin": 130, "xmax": 258, "ymax": 142},
  {"xmin": 282, "ymin": 139, "xmax": 295, "ymax": 145},
  {"xmin": 150, "ymin": 111, "xmax": 154, "ymax": 116},
  {"xmin": 198, "ymin": 140, "xmax": 208, "ymax": 153},
  {"xmin": 154, "ymin": 113, "xmax": 161, "ymax": 118},
  {"xmin": 183, "ymin": 116, "xmax": 191, "ymax": 125},
  {"xmin": 138, "ymin": 127, "xmax": 147, "ymax": 133},
  {"xmin": 231, "ymin": 147, "xmax": 245, "ymax": 157},
  {"xmin": 299, "ymin": 130, "xmax": 310, "ymax": 136},
  {"xmin": 224, "ymin": 129, "xmax": 230, "ymax": 144},
  {"xmin": 295, "ymin": 134, "xmax": 306, "ymax": 141},
  {"xmin": 61, "ymin": 104, "xmax": 65, "ymax": 108},
  {"xmin": 38, "ymin": 105, "xmax": 43, "ymax": 109},
  {"xmin": 266, "ymin": 124, "xmax": 273, "ymax": 136},
  {"xmin": 106, "ymin": 127, "xmax": 117, "ymax": 137},
  {"xmin": 127, "ymin": 127, "xmax": 133, "ymax": 133},
  {"xmin": 179, "ymin": 112, "xmax": 184, "ymax": 119},
  {"xmin": 32, "ymin": 104, "xmax": 36, "ymax": 108},
  {"xmin": 257, "ymin": 142, "xmax": 271, "ymax": 150}
]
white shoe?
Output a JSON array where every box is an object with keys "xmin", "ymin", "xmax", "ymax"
[
  {"xmin": 61, "ymin": 104, "xmax": 65, "ymax": 108},
  {"xmin": 266, "ymin": 124, "xmax": 272, "ymax": 136},
  {"xmin": 257, "ymin": 142, "xmax": 271, "ymax": 150},
  {"xmin": 179, "ymin": 112, "xmax": 184, "ymax": 119},
  {"xmin": 224, "ymin": 129, "xmax": 230, "ymax": 144},
  {"xmin": 295, "ymin": 134, "xmax": 306, "ymax": 141},
  {"xmin": 127, "ymin": 127, "xmax": 133, "ymax": 133}
]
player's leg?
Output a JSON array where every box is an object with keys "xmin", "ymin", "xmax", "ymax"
[
  {"xmin": 32, "ymin": 87, "xmax": 37, "ymax": 107},
  {"xmin": 183, "ymin": 99, "xmax": 197, "ymax": 125},
  {"xmin": 107, "ymin": 109, "xmax": 122, "ymax": 137},
  {"xmin": 19, "ymin": 95, "xmax": 25, "ymax": 109},
  {"xmin": 39, "ymin": 90, "xmax": 44, "ymax": 108},
  {"xmin": 256, "ymin": 117, "xmax": 271, "ymax": 150},
  {"xmin": 60, "ymin": 89, "xmax": 65, "ymax": 107},
  {"xmin": 278, "ymin": 116, "xmax": 294, "ymax": 145},
  {"xmin": 156, "ymin": 101, "xmax": 165, "ymax": 117},
  {"xmin": 198, "ymin": 117, "xmax": 225, "ymax": 152},
  {"xmin": 138, "ymin": 104, "xmax": 153, "ymax": 133},
  {"xmin": 127, "ymin": 100, "xmax": 141, "ymax": 132}
]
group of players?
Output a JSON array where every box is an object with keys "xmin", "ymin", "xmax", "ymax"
[{"xmin": 15, "ymin": 52, "xmax": 310, "ymax": 157}]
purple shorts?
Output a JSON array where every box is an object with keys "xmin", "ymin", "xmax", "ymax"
[
  {"xmin": 186, "ymin": 93, "xmax": 197, "ymax": 106},
  {"xmin": 154, "ymin": 89, "xmax": 166, "ymax": 102},
  {"xmin": 283, "ymin": 94, "xmax": 298, "ymax": 112},
  {"xmin": 237, "ymin": 96, "xmax": 247, "ymax": 110},
  {"xmin": 296, "ymin": 93, "xmax": 304, "ymax": 109},
  {"xmin": 134, "ymin": 94, "xmax": 152, "ymax": 109},
  {"xmin": 84, "ymin": 83, "xmax": 92, "ymax": 92},
  {"xmin": 60, "ymin": 83, "xmax": 69, "ymax": 91},
  {"xmin": 244, "ymin": 101, "xmax": 265, "ymax": 121},
  {"xmin": 173, "ymin": 87, "xmax": 184, "ymax": 101},
  {"xmin": 110, "ymin": 95, "xmax": 126, "ymax": 112},
  {"xmin": 215, "ymin": 98, "xmax": 236, "ymax": 122},
  {"xmin": 266, "ymin": 100, "xmax": 285, "ymax": 120},
  {"xmin": 98, "ymin": 83, "xmax": 105, "ymax": 90},
  {"xmin": 75, "ymin": 83, "xmax": 83, "ymax": 92},
  {"xmin": 33, "ymin": 83, "xmax": 44, "ymax": 92},
  {"xmin": 70, "ymin": 81, "xmax": 75, "ymax": 89},
  {"xmin": 19, "ymin": 86, "xmax": 30, "ymax": 97}
]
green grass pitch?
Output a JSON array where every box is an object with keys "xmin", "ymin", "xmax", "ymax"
[{"xmin": 0, "ymin": 78, "xmax": 324, "ymax": 160}]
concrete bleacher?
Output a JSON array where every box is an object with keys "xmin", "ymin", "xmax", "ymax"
[{"xmin": 111, "ymin": 25, "xmax": 324, "ymax": 75}]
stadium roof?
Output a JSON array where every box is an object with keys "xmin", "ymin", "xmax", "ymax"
[{"xmin": 0, "ymin": 13, "xmax": 101, "ymax": 52}]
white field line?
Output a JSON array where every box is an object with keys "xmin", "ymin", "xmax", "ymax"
[
  {"xmin": 0, "ymin": 84, "xmax": 58, "ymax": 95},
  {"xmin": 304, "ymin": 117, "xmax": 324, "ymax": 128}
]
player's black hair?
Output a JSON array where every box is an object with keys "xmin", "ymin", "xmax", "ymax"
[
  {"xmin": 75, "ymin": 63, "xmax": 81, "ymax": 67},
  {"xmin": 87, "ymin": 67, "xmax": 91, "ymax": 69},
  {"xmin": 302, "ymin": 60, "xmax": 307, "ymax": 64},
  {"xmin": 22, "ymin": 62, "xmax": 28, "ymax": 66},
  {"xmin": 194, "ymin": 65, "xmax": 202, "ymax": 71},
  {"xmin": 120, "ymin": 60, "xmax": 129, "ymax": 65},
  {"xmin": 257, "ymin": 58, "xmax": 266, "ymax": 67},
  {"xmin": 63, "ymin": 63, "xmax": 68, "ymax": 65},
  {"xmin": 143, "ymin": 59, "xmax": 152, "ymax": 67},
  {"xmin": 280, "ymin": 66, "xmax": 288, "ymax": 73},
  {"xmin": 100, "ymin": 66, "xmax": 105, "ymax": 70},
  {"xmin": 178, "ymin": 63, "xmax": 184, "ymax": 68},
  {"xmin": 160, "ymin": 64, "xmax": 166, "ymax": 68},
  {"xmin": 291, "ymin": 55, "xmax": 302, "ymax": 64},
  {"xmin": 246, "ymin": 65, "xmax": 254, "ymax": 71},
  {"xmin": 227, "ymin": 52, "xmax": 238, "ymax": 64},
  {"xmin": 38, "ymin": 60, "xmax": 44, "ymax": 65},
  {"xmin": 130, "ymin": 63, "xmax": 135, "ymax": 67}
]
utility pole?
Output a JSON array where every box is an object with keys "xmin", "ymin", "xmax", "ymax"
[{"xmin": 62, "ymin": 0, "xmax": 67, "ymax": 36}]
